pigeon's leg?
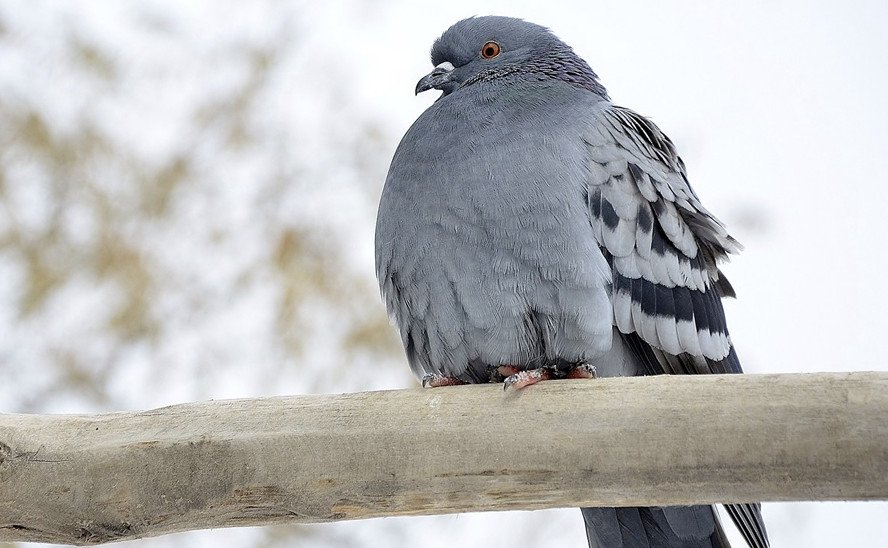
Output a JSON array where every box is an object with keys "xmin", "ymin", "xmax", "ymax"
[
  {"xmin": 422, "ymin": 373, "xmax": 468, "ymax": 388},
  {"xmin": 503, "ymin": 363, "xmax": 597, "ymax": 390}
]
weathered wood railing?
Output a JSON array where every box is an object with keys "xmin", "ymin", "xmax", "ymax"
[{"xmin": 1, "ymin": 372, "xmax": 886, "ymax": 545}]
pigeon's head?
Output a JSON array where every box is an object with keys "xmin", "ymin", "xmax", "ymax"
[{"xmin": 415, "ymin": 16, "xmax": 608, "ymax": 99}]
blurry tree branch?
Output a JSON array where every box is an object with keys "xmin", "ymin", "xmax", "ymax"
[{"xmin": 1, "ymin": 372, "xmax": 886, "ymax": 545}]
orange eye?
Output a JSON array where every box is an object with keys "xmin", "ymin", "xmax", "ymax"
[{"xmin": 481, "ymin": 41, "xmax": 501, "ymax": 59}]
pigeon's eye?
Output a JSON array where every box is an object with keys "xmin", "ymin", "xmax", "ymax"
[{"xmin": 481, "ymin": 41, "xmax": 501, "ymax": 59}]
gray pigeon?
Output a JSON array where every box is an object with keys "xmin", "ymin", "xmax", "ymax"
[{"xmin": 375, "ymin": 16, "xmax": 768, "ymax": 548}]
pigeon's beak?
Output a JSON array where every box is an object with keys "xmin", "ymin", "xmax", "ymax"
[{"xmin": 415, "ymin": 62, "xmax": 455, "ymax": 95}]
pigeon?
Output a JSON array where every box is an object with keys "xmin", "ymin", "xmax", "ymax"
[{"xmin": 375, "ymin": 16, "xmax": 768, "ymax": 548}]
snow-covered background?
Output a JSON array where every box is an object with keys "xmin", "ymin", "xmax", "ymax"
[{"xmin": 1, "ymin": 1, "xmax": 886, "ymax": 546}]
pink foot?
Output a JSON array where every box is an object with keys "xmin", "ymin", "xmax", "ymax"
[
  {"xmin": 422, "ymin": 373, "xmax": 468, "ymax": 388},
  {"xmin": 566, "ymin": 364, "xmax": 598, "ymax": 379},
  {"xmin": 502, "ymin": 363, "xmax": 598, "ymax": 390},
  {"xmin": 496, "ymin": 365, "xmax": 522, "ymax": 379},
  {"xmin": 503, "ymin": 367, "xmax": 553, "ymax": 390}
]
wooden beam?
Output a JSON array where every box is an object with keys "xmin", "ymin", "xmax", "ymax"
[{"xmin": 1, "ymin": 372, "xmax": 886, "ymax": 545}]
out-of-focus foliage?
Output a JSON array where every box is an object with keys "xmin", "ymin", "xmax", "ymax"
[{"xmin": 0, "ymin": 2, "xmax": 403, "ymax": 417}]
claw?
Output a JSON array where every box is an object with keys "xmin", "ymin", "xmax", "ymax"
[{"xmin": 421, "ymin": 373, "xmax": 467, "ymax": 388}]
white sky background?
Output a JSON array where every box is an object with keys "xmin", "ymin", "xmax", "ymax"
[{"xmin": 4, "ymin": 1, "xmax": 888, "ymax": 547}]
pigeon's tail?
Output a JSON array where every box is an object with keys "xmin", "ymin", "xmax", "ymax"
[{"xmin": 581, "ymin": 505, "xmax": 731, "ymax": 548}]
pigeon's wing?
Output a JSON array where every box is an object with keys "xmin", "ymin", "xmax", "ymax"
[
  {"xmin": 583, "ymin": 104, "xmax": 769, "ymax": 548},
  {"xmin": 585, "ymin": 105, "xmax": 741, "ymax": 369}
]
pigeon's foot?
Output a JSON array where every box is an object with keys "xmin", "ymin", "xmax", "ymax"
[
  {"xmin": 422, "ymin": 373, "xmax": 468, "ymax": 388},
  {"xmin": 502, "ymin": 367, "xmax": 553, "ymax": 390},
  {"xmin": 566, "ymin": 363, "xmax": 598, "ymax": 379},
  {"xmin": 502, "ymin": 363, "xmax": 598, "ymax": 390},
  {"xmin": 493, "ymin": 365, "xmax": 521, "ymax": 381}
]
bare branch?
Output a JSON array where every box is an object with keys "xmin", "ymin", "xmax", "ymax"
[{"xmin": 1, "ymin": 372, "xmax": 886, "ymax": 545}]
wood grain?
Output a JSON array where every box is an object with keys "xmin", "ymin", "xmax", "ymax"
[{"xmin": 1, "ymin": 372, "xmax": 886, "ymax": 544}]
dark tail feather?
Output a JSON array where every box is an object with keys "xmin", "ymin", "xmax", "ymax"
[
  {"xmin": 582, "ymin": 506, "xmax": 730, "ymax": 548},
  {"xmin": 724, "ymin": 503, "xmax": 769, "ymax": 548}
]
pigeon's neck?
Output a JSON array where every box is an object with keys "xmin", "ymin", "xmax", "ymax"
[
  {"xmin": 464, "ymin": 45, "xmax": 609, "ymax": 100},
  {"xmin": 528, "ymin": 45, "xmax": 610, "ymax": 100}
]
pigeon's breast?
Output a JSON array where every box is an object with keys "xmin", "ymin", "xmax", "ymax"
[{"xmin": 376, "ymin": 85, "xmax": 613, "ymax": 379}]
